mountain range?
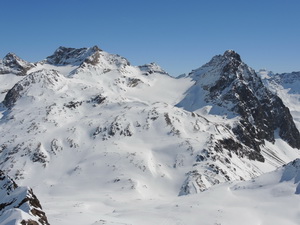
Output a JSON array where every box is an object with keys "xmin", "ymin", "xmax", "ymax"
[{"xmin": 0, "ymin": 46, "xmax": 299, "ymax": 224}]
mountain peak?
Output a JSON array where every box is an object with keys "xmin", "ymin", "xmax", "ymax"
[
  {"xmin": 178, "ymin": 50, "xmax": 300, "ymax": 156},
  {"xmin": 46, "ymin": 45, "xmax": 102, "ymax": 66},
  {"xmin": 3, "ymin": 52, "xmax": 19, "ymax": 61},
  {"xmin": 55, "ymin": 45, "xmax": 101, "ymax": 54},
  {"xmin": 0, "ymin": 52, "xmax": 33, "ymax": 75},
  {"xmin": 223, "ymin": 50, "xmax": 242, "ymax": 62},
  {"xmin": 138, "ymin": 62, "xmax": 169, "ymax": 75},
  {"xmin": 91, "ymin": 45, "xmax": 101, "ymax": 51}
]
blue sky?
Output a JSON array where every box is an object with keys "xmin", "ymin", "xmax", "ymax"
[{"xmin": 1, "ymin": 0, "xmax": 299, "ymax": 76}]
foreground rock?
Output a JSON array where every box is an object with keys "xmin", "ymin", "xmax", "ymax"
[{"xmin": 0, "ymin": 170, "xmax": 49, "ymax": 225}]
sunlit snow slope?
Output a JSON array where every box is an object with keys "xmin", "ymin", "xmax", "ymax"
[{"xmin": 0, "ymin": 47, "xmax": 300, "ymax": 224}]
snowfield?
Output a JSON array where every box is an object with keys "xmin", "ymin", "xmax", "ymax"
[
  {"xmin": 42, "ymin": 159, "xmax": 300, "ymax": 225},
  {"xmin": 0, "ymin": 47, "xmax": 300, "ymax": 224}
]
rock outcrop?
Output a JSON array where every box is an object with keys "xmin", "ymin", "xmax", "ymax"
[
  {"xmin": 46, "ymin": 45, "xmax": 102, "ymax": 66},
  {"xmin": 0, "ymin": 170, "xmax": 50, "ymax": 225},
  {"xmin": 178, "ymin": 50, "xmax": 300, "ymax": 162}
]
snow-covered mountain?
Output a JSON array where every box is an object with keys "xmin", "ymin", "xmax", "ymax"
[
  {"xmin": 0, "ymin": 47, "xmax": 300, "ymax": 224},
  {"xmin": 178, "ymin": 50, "xmax": 300, "ymax": 151},
  {"xmin": 0, "ymin": 53, "xmax": 34, "ymax": 76},
  {"xmin": 258, "ymin": 69, "xmax": 300, "ymax": 131}
]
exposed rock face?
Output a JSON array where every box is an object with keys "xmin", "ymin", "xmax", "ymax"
[
  {"xmin": 46, "ymin": 45, "xmax": 102, "ymax": 66},
  {"xmin": 46, "ymin": 45, "xmax": 133, "ymax": 77},
  {"xmin": 178, "ymin": 50, "xmax": 300, "ymax": 161},
  {"xmin": 0, "ymin": 53, "xmax": 34, "ymax": 76},
  {"xmin": 138, "ymin": 62, "xmax": 169, "ymax": 76},
  {"xmin": 0, "ymin": 170, "xmax": 50, "ymax": 225}
]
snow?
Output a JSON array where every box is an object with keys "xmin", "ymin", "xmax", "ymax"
[
  {"xmin": 0, "ymin": 74, "xmax": 24, "ymax": 102},
  {"xmin": 39, "ymin": 162, "xmax": 300, "ymax": 225},
  {"xmin": 259, "ymin": 70, "xmax": 300, "ymax": 130},
  {"xmin": 28, "ymin": 63, "xmax": 77, "ymax": 77},
  {"xmin": 1, "ymin": 48, "xmax": 300, "ymax": 224}
]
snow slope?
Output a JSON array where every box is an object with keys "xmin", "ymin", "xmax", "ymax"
[
  {"xmin": 0, "ymin": 47, "xmax": 300, "ymax": 224},
  {"xmin": 41, "ymin": 159, "xmax": 300, "ymax": 225}
]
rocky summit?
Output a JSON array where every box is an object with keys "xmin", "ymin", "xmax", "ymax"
[
  {"xmin": 178, "ymin": 50, "xmax": 300, "ymax": 162},
  {"xmin": 0, "ymin": 46, "xmax": 300, "ymax": 224},
  {"xmin": 45, "ymin": 45, "xmax": 102, "ymax": 66},
  {"xmin": 0, "ymin": 53, "xmax": 34, "ymax": 76}
]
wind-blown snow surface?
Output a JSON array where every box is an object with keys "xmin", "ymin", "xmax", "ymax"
[
  {"xmin": 38, "ymin": 159, "xmax": 300, "ymax": 225},
  {"xmin": 0, "ymin": 47, "xmax": 300, "ymax": 224}
]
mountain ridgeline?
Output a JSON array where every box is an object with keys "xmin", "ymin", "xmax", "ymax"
[
  {"xmin": 178, "ymin": 50, "xmax": 300, "ymax": 161},
  {"xmin": 0, "ymin": 53, "xmax": 34, "ymax": 76},
  {"xmin": 0, "ymin": 46, "xmax": 300, "ymax": 223}
]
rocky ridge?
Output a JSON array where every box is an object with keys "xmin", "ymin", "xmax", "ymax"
[
  {"xmin": 0, "ymin": 53, "xmax": 34, "ymax": 76},
  {"xmin": 178, "ymin": 50, "xmax": 300, "ymax": 161},
  {"xmin": 0, "ymin": 46, "xmax": 300, "ymax": 223},
  {"xmin": 45, "ymin": 45, "xmax": 102, "ymax": 66},
  {"xmin": 0, "ymin": 170, "xmax": 49, "ymax": 225}
]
